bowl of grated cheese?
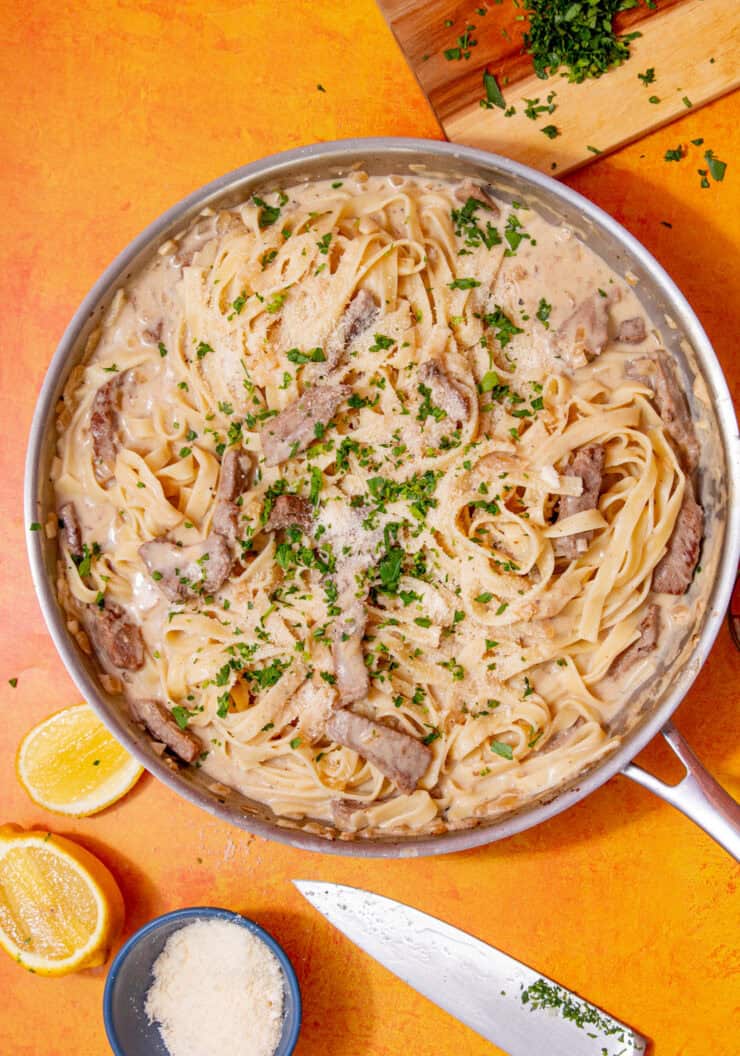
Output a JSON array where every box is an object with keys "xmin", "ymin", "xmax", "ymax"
[{"xmin": 103, "ymin": 907, "xmax": 301, "ymax": 1056}]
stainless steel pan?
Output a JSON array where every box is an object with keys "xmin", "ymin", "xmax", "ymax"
[{"xmin": 25, "ymin": 139, "xmax": 740, "ymax": 858}]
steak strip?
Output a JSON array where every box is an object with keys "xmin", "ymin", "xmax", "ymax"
[
  {"xmin": 140, "ymin": 448, "xmax": 251, "ymax": 601},
  {"xmin": 653, "ymin": 484, "xmax": 703, "ymax": 594},
  {"xmin": 326, "ymin": 709, "xmax": 432, "ymax": 794},
  {"xmin": 454, "ymin": 178, "xmax": 500, "ymax": 218},
  {"xmin": 325, "ymin": 290, "xmax": 379, "ymax": 371},
  {"xmin": 210, "ymin": 448, "xmax": 253, "ymax": 546},
  {"xmin": 89, "ymin": 601, "xmax": 145, "ymax": 671},
  {"xmin": 261, "ymin": 384, "xmax": 350, "ymax": 466},
  {"xmin": 264, "ymin": 494, "xmax": 313, "ymax": 534},
  {"xmin": 556, "ymin": 291, "xmax": 611, "ymax": 367},
  {"xmin": 91, "ymin": 372, "xmax": 129, "ymax": 484},
  {"xmin": 59, "ymin": 503, "xmax": 83, "ymax": 559},
  {"xmin": 616, "ymin": 316, "xmax": 647, "ymax": 345},
  {"xmin": 554, "ymin": 443, "xmax": 605, "ymax": 560},
  {"xmin": 129, "ymin": 698, "xmax": 203, "ymax": 764},
  {"xmin": 139, "ymin": 535, "xmax": 234, "ymax": 602},
  {"xmin": 418, "ymin": 360, "xmax": 471, "ymax": 425},
  {"xmin": 332, "ymin": 601, "xmax": 369, "ymax": 706},
  {"xmin": 608, "ymin": 604, "xmax": 660, "ymax": 677},
  {"xmin": 627, "ymin": 355, "xmax": 699, "ymax": 471}
]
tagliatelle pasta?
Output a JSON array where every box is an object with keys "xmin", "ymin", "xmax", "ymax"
[{"xmin": 51, "ymin": 172, "xmax": 704, "ymax": 838}]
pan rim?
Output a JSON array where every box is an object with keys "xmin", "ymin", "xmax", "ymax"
[{"xmin": 24, "ymin": 136, "xmax": 740, "ymax": 857}]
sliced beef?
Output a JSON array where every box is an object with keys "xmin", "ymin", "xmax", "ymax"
[
  {"xmin": 210, "ymin": 448, "xmax": 252, "ymax": 545},
  {"xmin": 264, "ymin": 494, "xmax": 313, "ymax": 534},
  {"xmin": 139, "ymin": 534, "xmax": 234, "ymax": 602},
  {"xmin": 58, "ymin": 503, "xmax": 82, "ymax": 559},
  {"xmin": 616, "ymin": 316, "xmax": 647, "ymax": 345},
  {"xmin": 418, "ymin": 360, "xmax": 471, "ymax": 425},
  {"xmin": 554, "ymin": 443, "xmax": 606, "ymax": 560},
  {"xmin": 331, "ymin": 798, "xmax": 365, "ymax": 831},
  {"xmin": 89, "ymin": 601, "xmax": 144, "ymax": 671},
  {"xmin": 91, "ymin": 372, "xmax": 128, "ymax": 484},
  {"xmin": 326, "ymin": 708, "xmax": 432, "ymax": 794},
  {"xmin": 332, "ymin": 601, "xmax": 369, "ymax": 706},
  {"xmin": 652, "ymin": 484, "xmax": 703, "ymax": 594},
  {"xmin": 556, "ymin": 292, "xmax": 611, "ymax": 367},
  {"xmin": 129, "ymin": 697, "xmax": 203, "ymax": 764},
  {"xmin": 141, "ymin": 447, "xmax": 252, "ymax": 599},
  {"xmin": 261, "ymin": 384, "xmax": 350, "ymax": 466},
  {"xmin": 627, "ymin": 355, "xmax": 699, "ymax": 470},
  {"xmin": 141, "ymin": 320, "xmax": 163, "ymax": 345},
  {"xmin": 319, "ymin": 505, "xmax": 384, "ymax": 703},
  {"xmin": 542, "ymin": 716, "xmax": 585, "ymax": 753},
  {"xmin": 325, "ymin": 290, "xmax": 379, "ymax": 370},
  {"xmin": 609, "ymin": 604, "xmax": 660, "ymax": 678},
  {"xmin": 454, "ymin": 179, "xmax": 500, "ymax": 218}
]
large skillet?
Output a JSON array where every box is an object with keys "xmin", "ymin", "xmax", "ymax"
[{"xmin": 25, "ymin": 139, "xmax": 740, "ymax": 858}]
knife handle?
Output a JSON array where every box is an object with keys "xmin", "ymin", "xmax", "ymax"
[{"xmin": 623, "ymin": 720, "xmax": 740, "ymax": 861}]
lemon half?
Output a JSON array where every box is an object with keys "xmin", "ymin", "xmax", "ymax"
[
  {"xmin": 0, "ymin": 824, "xmax": 124, "ymax": 975},
  {"xmin": 16, "ymin": 703, "xmax": 143, "ymax": 816}
]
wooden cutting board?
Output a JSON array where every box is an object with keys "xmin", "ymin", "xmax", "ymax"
[{"xmin": 377, "ymin": 0, "xmax": 740, "ymax": 174}]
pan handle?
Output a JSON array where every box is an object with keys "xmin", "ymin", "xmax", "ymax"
[{"xmin": 622, "ymin": 720, "xmax": 740, "ymax": 861}]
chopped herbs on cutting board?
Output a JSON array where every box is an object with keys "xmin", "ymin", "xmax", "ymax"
[{"xmin": 379, "ymin": 0, "xmax": 737, "ymax": 174}]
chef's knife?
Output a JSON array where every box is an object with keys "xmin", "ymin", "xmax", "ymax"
[{"xmin": 294, "ymin": 881, "xmax": 647, "ymax": 1056}]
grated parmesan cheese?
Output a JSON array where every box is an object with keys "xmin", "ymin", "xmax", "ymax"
[{"xmin": 145, "ymin": 918, "xmax": 285, "ymax": 1056}]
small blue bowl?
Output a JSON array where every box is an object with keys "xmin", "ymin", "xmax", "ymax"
[{"xmin": 103, "ymin": 907, "xmax": 301, "ymax": 1056}]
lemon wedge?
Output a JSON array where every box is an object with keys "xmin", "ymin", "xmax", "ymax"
[
  {"xmin": 16, "ymin": 703, "xmax": 143, "ymax": 816},
  {"xmin": 0, "ymin": 824, "xmax": 124, "ymax": 975}
]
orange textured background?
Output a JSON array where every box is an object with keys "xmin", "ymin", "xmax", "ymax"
[{"xmin": 1, "ymin": 3, "xmax": 738, "ymax": 1055}]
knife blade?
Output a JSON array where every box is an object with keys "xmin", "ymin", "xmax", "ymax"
[{"xmin": 294, "ymin": 881, "xmax": 647, "ymax": 1056}]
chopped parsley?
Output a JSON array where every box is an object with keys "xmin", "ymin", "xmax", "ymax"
[
  {"xmin": 523, "ymin": 92, "xmax": 557, "ymax": 120},
  {"xmin": 196, "ymin": 341, "xmax": 214, "ymax": 359},
  {"xmin": 637, "ymin": 67, "xmax": 655, "ymax": 85},
  {"xmin": 417, "ymin": 383, "xmax": 446, "ymax": 423},
  {"xmin": 502, "ymin": 214, "xmax": 532, "ymax": 256},
  {"xmin": 252, "ymin": 191, "xmax": 288, "ymax": 229},
  {"xmin": 483, "ymin": 306, "xmax": 524, "ymax": 349},
  {"xmin": 369, "ymin": 334, "xmax": 395, "ymax": 353},
  {"xmin": 309, "ymin": 466, "xmax": 323, "ymax": 506},
  {"xmin": 490, "ymin": 740, "xmax": 513, "ymax": 760},
  {"xmin": 244, "ymin": 657, "xmax": 291, "ymax": 691},
  {"xmin": 287, "ymin": 346, "xmax": 325, "ymax": 364},
  {"xmin": 171, "ymin": 706, "xmax": 191, "ymax": 730},
  {"xmin": 540, "ymin": 124, "xmax": 560, "ymax": 139},
  {"xmin": 524, "ymin": 0, "xmax": 642, "ymax": 84},
  {"xmin": 704, "ymin": 150, "xmax": 726, "ymax": 182},
  {"xmin": 664, "ymin": 146, "xmax": 684, "ymax": 162},
  {"xmin": 536, "ymin": 297, "xmax": 552, "ymax": 324},
  {"xmin": 480, "ymin": 69, "xmax": 505, "ymax": 110},
  {"xmin": 452, "ymin": 196, "xmax": 501, "ymax": 252},
  {"xmin": 266, "ymin": 292, "xmax": 287, "ymax": 314},
  {"xmin": 377, "ymin": 547, "xmax": 404, "ymax": 593},
  {"xmin": 73, "ymin": 541, "xmax": 100, "ymax": 579},
  {"xmin": 448, "ymin": 277, "xmax": 481, "ymax": 290},
  {"xmin": 521, "ymin": 977, "xmax": 626, "ymax": 1038},
  {"xmin": 444, "ymin": 22, "xmax": 478, "ymax": 61}
]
